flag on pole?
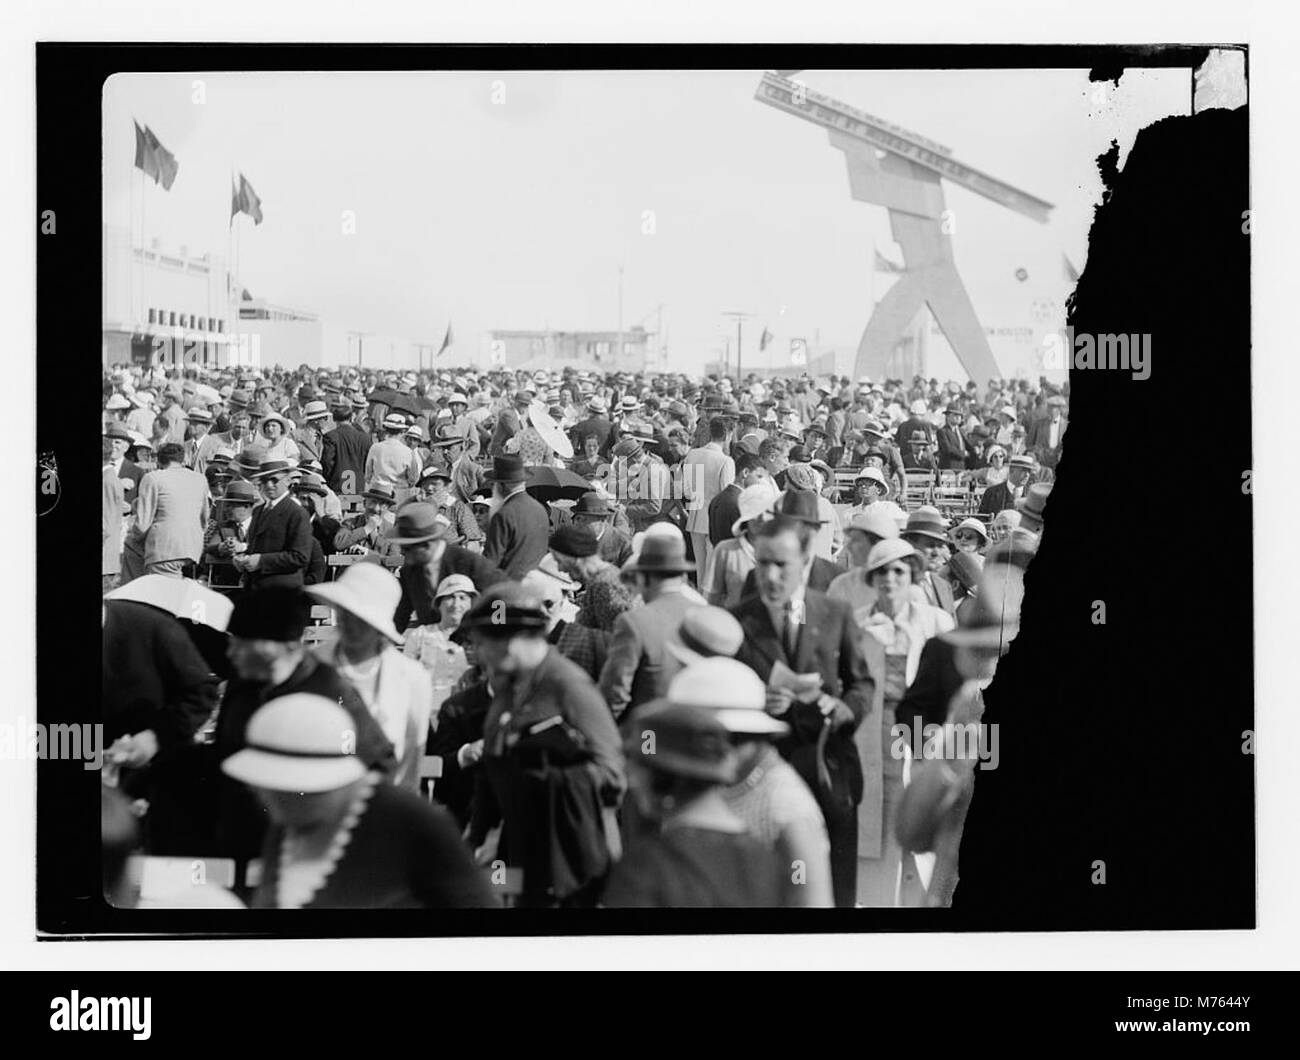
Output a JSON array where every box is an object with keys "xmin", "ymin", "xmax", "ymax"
[
  {"xmin": 133, "ymin": 122, "xmax": 179, "ymax": 190},
  {"xmin": 759, "ymin": 326, "xmax": 773, "ymax": 352},
  {"xmin": 873, "ymin": 248, "xmax": 905, "ymax": 274},
  {"xmin": 231, "ymin": 173, "xmax": 264, "ymax": 225},
  {"xmin": 436, "ymin": 322, "xmax": 454, "ymax": 358}
]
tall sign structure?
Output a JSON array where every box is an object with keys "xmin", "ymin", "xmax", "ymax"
[{"xmin": 755, "ymin": 72, "xmax": 1054, "ymax": 382}]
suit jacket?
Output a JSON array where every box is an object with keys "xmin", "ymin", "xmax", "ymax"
[
  {"xmin": 244, "ymin": 494, "xmax": 313, "ymax": 590},
  {"xmin": 978, "ymin": 479, "xmax": 1022, "ymax": 516},
  {"xmin": 681, "ymin": 442, "xmax": 735, "ymax": 535},
  {"xmin": 599, "ymin": 588, "xmax": 700, "ymax": 722},
  {"xmin": 935, "ymin": 426, "xmax": 974, "ymax": 470},
  {"xmin": 916, "ymin": 568, "xmax": 957, "ymax": 617},
  {"xmin": 484, "ymin": 488, "xmax": 550, "ymax": 580},
  {"xmin": 730, "ymin": 591, "xmax": 873, "ymax": 812},
  {"xmin": 426, "ymin": 678, "xmax": 491, "ymax": 829},
  {"xmin": 1026, "ymin": 414, "xmax": 1068, "ymax": 466},
  {"xmin": 393, "ymin": 546, "xmax": 507, "ymax": 632},
  {"xmin": 707, "ymin": 483, "xmax": 742, "ymax": 546},
  {"xmin": 320, "ymin": 422, "xmax": 371, "ymax": 495},
  {"xmin": 569, "ymin": 415, "xmax": 613, "ymax": 457},
  {"xmin": 134, "ymin": 465, "xmax": 211, "ymax": 566}
]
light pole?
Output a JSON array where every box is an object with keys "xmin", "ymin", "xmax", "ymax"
[{"xmin": 722, "ymin": 311, "xmax": 754, "ymax": 383}]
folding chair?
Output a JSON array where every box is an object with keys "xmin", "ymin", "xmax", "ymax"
[
  {"xmin": 309, "ymin": 604, "xmax": 335, "ymax": 626},
  {"xmin": 338, "ymin": 494, "xmax": 365, "ymax": 516},
  {"xmin": 326, "ymin": 553, "xmax": 364, "ymax": 580}
]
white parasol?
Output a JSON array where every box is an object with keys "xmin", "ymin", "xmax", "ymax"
[{"xmin": 528, "ymin": 400, "xmax": 573, "ymax": 459}]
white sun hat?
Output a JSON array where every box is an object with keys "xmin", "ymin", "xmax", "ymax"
[
  {"xmin": 306, "ymin": 560, "xmax": 403, "ymax": 644},
  {"xmin": 220, "ymin": 694, "xmax": 366, "ymax": 793}
]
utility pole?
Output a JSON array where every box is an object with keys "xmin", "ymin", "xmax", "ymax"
[
  {"xmin": 722, "ymin": 311, "xmax": 754, "ymax": 383},
  {"xmin": 617, "ymin": 264, "xmax": 624, "ymax": 370}
]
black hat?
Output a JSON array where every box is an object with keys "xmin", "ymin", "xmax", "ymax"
[
  {"xmin": 458, "ymin": 584, "xmax": 549, "ymax": 638},
  {"xmin": 485, "ymin": 455, "xmax": 527, "ymax": 484},
  {"xmin": 228, "ymin": 588, "xmax": 310, "ymax": 641},
  {"xmin": 774, "ymin": 489, "xmax": 826, "ymax": 526},
  {"xmin": 549, "ymin": 524, "xmax": 599, "ymax": 558}
]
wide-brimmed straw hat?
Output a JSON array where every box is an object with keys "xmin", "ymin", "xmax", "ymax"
[
  {"xmin": 221, "ymin": 694, "xmax": 367, "ymax": 793},
  {"xmin": 306, "ymin": 561, "xmax": 403, "ymax": 644}
]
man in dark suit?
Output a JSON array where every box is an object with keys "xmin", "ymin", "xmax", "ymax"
[
  {"xmin": 978, "ymin": 454, "xmax": 1036, "ymax": 515},
  {"xmin": 232, "ymin": 459, "xmax": 312, "ymax": 591},
  {"xmin": 598, "ymin": 531, "xmax": 700, "ymax": 724},
  {"xmin": 483, "ymin": 455, "xmax": 550, "ymax": 580},
  {"xmin": 935, "ymin": 404, "xmax": 975, "ymax": 471},
  {"xmin": 1025, "ymin": 395, "xmax": 1068, "ymax": 469},
  {"xmin": 569, "ymin": 395, "xmax": 614, "ymax": 458},
  {"xmin": 901, "ymin": 506, "xmax": 957, "ymax": 617},
  {"xmin": 731, "ymin": 514, "xmax": 875, "ymax": 908},
  {"xmin": 707, "ymin": 451, "xmax": 769, "ymax": 547},
  {"xmin": 387, "ymin": 502, "xmax": 507, "ymax": 632},
  {"xmin": 320, "ymin": 399, "xmax": 371, "ymax": 497}
]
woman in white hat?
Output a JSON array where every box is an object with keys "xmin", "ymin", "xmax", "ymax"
[
  {"xmin": 402, "ymin": 573, "xmax": 479, "ymax": 715},
  {"xmin": 950, "ymin": 517, "xmax": 991, "ymax": 556},
  {"xmin": 258, "ymin": 410, "xmax": 301, "ymax": 466},
  {"xmin": 222, "ymin": 693, "xmax": 496, "ymax": 909},
  {"xmin": 307, "ymin": 562, "xmax": 435, "ymax": 792},
  {"xmin": 854, "ymin": 538, "xmax": 954, "ymax": 907},
  {"xmin": 702, "ymin": 483, "xmax": 772, "ymax": 609}
]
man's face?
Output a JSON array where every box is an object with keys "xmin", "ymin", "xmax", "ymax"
[
  {"xmin": 418, "ymin": 480, "xmax": 448, "ymax": 505},
  {"xmin": 905, "ymin": 534, "xmax": 949, "ymax": 572},
  {"xmin": 109, "ymin": 438, "xmax": 128, "ymax": 461},
  {"xmin": 1008, "ymin": 465, "xmax": 1030, "ymax": 487},
  {"xmin": 363, "ymin": 498, "xmax": 392, "ymax": 519},
  {"xmin": 257, "ymin": 473, "xmax": 290, "ymax": 502},
  {"xmin": 400, "ymin": 539, "xmax": 444, "ymax": 567},
  {"xmin": 227, "ymin": 636, "xmax": 296, "ymax": 682},
  {"xmin": 741, "ymin": 464, "xmax": 770, "ymax": 490},
  {"xmin": 583, "ymin": 435, "xmax": 599, "ymax": 458},
  {"xmin": 763, "ymin": 450, "xmax": 788, "ymax": 475},
  {"xmin": 191, "ymin": 422, "xmax": 210, "ymax": 439},
  {"xmin": 470, "ymin": 631, "xmax": 516, "ymax": 674},
  {"xmin": 754, "ymin": 529, "xmax": 808, "ymax": 607},
  {"xmin": 229, "ymin": 415, "xmax": 250, "ymax": 439},
  {"xmin": 854, "ymin": 480, "xmax": 882, "ymax": 504},
  {"xmin": 227, "ymin": 502, "xmax": 252, "ymax": 523}
]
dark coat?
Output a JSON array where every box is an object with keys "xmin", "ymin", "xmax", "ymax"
[
  {"xmin": 251, "ymin": 783, "xmax": 500, "ymax": 908},
  {"xmin": 393, "ymin": 546, "xmax": 507, "ymax": 633},
  {"xmin": 708, "ymin": 483, "xmax": 742, "ymax": 546},
  {"xmin": 895, "ymin": 637, "xmax": 963, "ymax": 749},
  {"xmin": 102, "ymin": 600, "xmax": 218, "ymax": 751},
  {"xmin": 569, "ymin": 414, "xmax": 613, "ymax": 457},
  {"xmin": 730, "ymin": 589, "xmax": 874, "ymax": 907},
  {"xmin": 978, "ymin": 479, "xmax": 1022, "ymax": 516},
  {"xmin": 484, "ymin": 488, "xmax": 551, "ymax": 580},
  {"xmin": 936, "ymin": 426, "xmax": 975, "ymax": 470},
  {"xmin": 320, "ymin": 422, "xmax": 371, "ymax": 496},
  {"xmin": 426, "ymin": 678, "xmax": 492, "ymax": 829},
  {"xmin": 243, "ymin": 494, "xmax": 313, "ymax": 590}
]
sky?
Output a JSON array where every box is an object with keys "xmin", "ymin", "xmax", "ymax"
[{"xmin": 104, "ymin": 66, "xmax": 1189, "ymax": 378}]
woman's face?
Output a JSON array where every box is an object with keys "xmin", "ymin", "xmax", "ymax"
[
  {"xmin": 583, "ymin": 435, "xmax": 599, "ymax": 458},
  {"xmin": 263, "ymin": 420, "xmax": 283, "ymax": 441},
  {"xmin": 952, "ymin": 529, "xmax": 983, "ymax": 554},
  {"xmin": 870, "ymin": 560, "xmax": 913, "ymax": 604},
  {"xmin": 438, "ymin": 591, "xmax": 474, "ymax": 628}
]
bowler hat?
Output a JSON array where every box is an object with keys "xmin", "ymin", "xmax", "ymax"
[
  {"xmin": 250, "ymin": 458, "xmax": 295, "ymax": 480},
  {"xmin": 572, "ymin": 491, "xmax": 614, "ymax": 518},
  {"xmin": 1016, "ymin": 482, "xmax": 1051, "ymax": 528},
  {"xmin": 228, "ymin": 587, "xmax": 310, "ymax": 641}
]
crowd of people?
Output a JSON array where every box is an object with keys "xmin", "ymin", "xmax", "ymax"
[{"xmin": 101, "ymin": 360, "xmax": 1063, "ymax": 910}]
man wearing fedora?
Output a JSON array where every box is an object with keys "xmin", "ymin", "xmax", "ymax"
[
  {"xmin": 978, "ymin": 453, "xmax": 1036, "ymax": 516},
  {"xmin": 230, "ymin": 458, "xmax": 313, "ymax": 591},
  {"xmin": 333, "ymin": 484, "xmax": 401, "ymax": 558},
  {"xmin": 1026, "ymin": 394, "xmax": 1068, "ymax": 469},
  {"xmin": 488, "ymin": 386, "xmax": 532, "ymax": 457},
  {"xmin": 570, "ymin": 394, "xmax": 613, "ymax": 458},
  {"xmin": 936, "ymin": 403, "xmax": 976, "ymax": 471},
  {"xmin": 598, "ymin": 531, "xmax": 699, "ymax": 725},
  {"xmin": 388, "ymin": 502, "xmax": 506, "ymax": 634},
  {"xmin": 739, "ymin": 491, "xmax": 842, "ymax": 598},
  {"xmin": 309, "ymin": 563, "xmax": 435, "ymax": 793},
  {"xmin": 730, "ymin": 514, "xmax": 875, "ymax": 908},
  {"xmin": 462, "ymin": 584, "xmax": 625, "ymax": 908},
  {"xmin": 570, "ymin": 490, "xmax": 633, "ymax": 567},
  {"xmin": 321, "ymin": 398, "xmax": 371, "ymax": 497},
  {"xmin": 483, "ymin": 455, "xmax": 550, "ymax": 580},
  {"xmin": 902, "ymin": 506, "xmax": 958, "ymax": 616}
]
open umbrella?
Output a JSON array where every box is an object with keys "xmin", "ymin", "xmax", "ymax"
[{"xmin": 520, "ymin": 465, "xmax": 594, "ymax": 503}]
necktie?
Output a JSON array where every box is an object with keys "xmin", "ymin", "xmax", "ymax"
[{"xmin": 783, "ymin": 602, "xmax": 797, "ymax": 658}]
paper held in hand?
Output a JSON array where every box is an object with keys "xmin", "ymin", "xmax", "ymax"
[{"xmin": 769, "ymin": 660, "xmax": 823, "ymax": 704}]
